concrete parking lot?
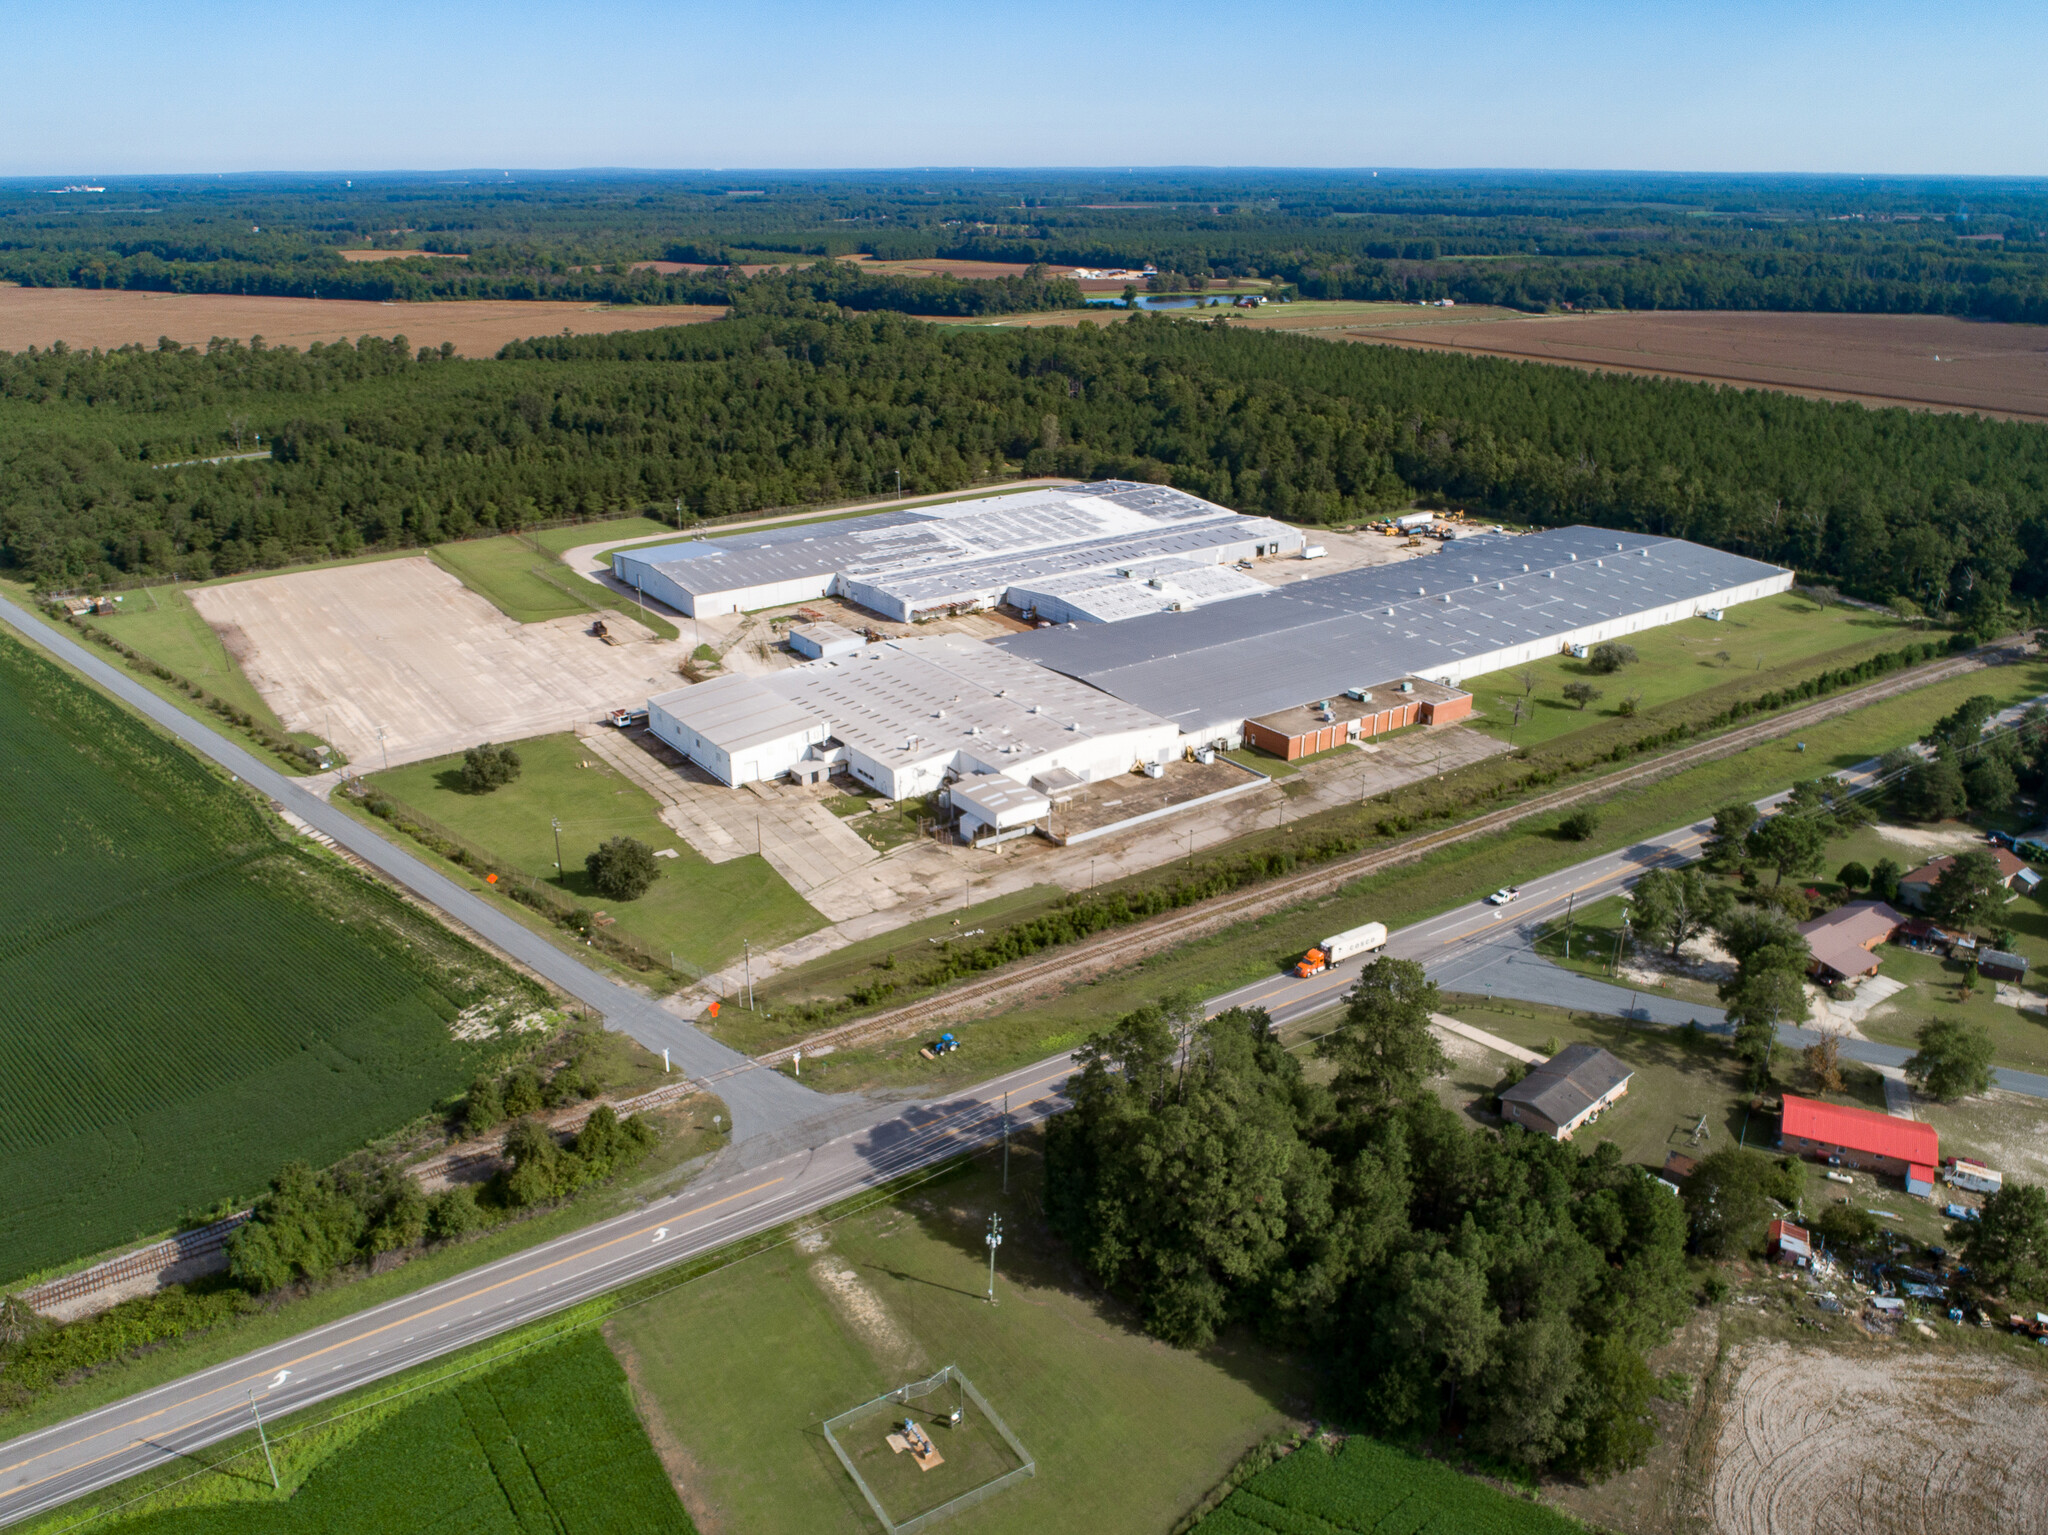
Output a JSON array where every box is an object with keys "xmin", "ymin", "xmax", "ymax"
[{"xmin": 190, "ymin": 558, "xmax": 684, "ymax": 767}]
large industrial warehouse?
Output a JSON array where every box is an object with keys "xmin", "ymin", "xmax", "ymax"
[
  {"xmin": 637, "ymin": 512, "xmax": 1792, "ymax": 818},
  {"xmin": 612, "ymin": 481, "xmax": 1302, "ymax": 621},
  {"xmin": 996, "ymin": 525, "xmax": 1793, "ymax": 744}
]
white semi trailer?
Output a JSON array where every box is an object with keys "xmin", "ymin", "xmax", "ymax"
[{"xmin": 1294, "ymin": 921, "xmax": 1389, "ymax": 977}]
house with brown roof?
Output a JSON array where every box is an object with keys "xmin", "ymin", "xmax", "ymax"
[
  {"xmin": 1795, "ymin": 900, "xmax": 1905, "ymax": 982},
  {"xmin": 1499, "ymin": 1044, "xmax": 1633, "ymax": 1140},
  {"xmin": 1896, "ymin": 846, "xmax": 2029, "ymax": 912}
]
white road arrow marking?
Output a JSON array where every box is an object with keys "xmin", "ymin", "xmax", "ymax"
[
  {"xmin": 267, "ymin": 1371, "xmax": 290, "ymax": 1390},
  {"xmin": 652, "ymin": 1228, "xmax": 669, "ymax": 1244}
]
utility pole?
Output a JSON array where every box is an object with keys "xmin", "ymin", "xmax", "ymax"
[
  {"xmin": 551, "ymin": 816, "xmax": 563, "ymax": 877},
  {"xmin": 1563, "ymin": 891, "xmax": 1575, "ymax": 959},
  {"xmin": 377, "ymin": 725, "xmax": 389, "ymax": 772},
  {"xmin": 743, "ymin": 940, "xmax": 754, "ymax": 1010},
  {"xmin": 895, "ymin": 468, "xmax": 902, "ymax": 499},
  {"xmin": 985, "ymin": 1212, "xmax": 1003, "ymax": 1305},
  {"xmin": 1002, "ymin": 1090, "xmax": 1010, "ymax": 1194},
  {"xmin": 249, "ymin": 1391, "xmax": 279, "ymax": 1490}
]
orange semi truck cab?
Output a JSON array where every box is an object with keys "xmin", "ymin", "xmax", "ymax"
[{"xmin": 1295, "ymin": 948, "xmax": 1329, "ymax": 978}]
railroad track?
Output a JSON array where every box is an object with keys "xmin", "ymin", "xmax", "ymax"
[{"xmin": 747, "ymin": 647, "xmax": 1990, "ymax": 1066}]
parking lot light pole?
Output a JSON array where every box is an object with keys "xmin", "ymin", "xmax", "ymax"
[{"xmin": 550, "ymin": 816, "xmax": 563, "ymax": 877}]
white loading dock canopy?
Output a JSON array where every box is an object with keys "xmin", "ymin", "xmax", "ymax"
[
  {"xmin": 646, "ymin": 673, "xmax": 829, "ymax": 786},
  {"xmin": 996, "ymin": 526, "xmax": 1792, "ymax": 743},
  {"xmin": 950, "ymin": 775, "xmax": 1052, "ymax": 840},
  {"xmin": 609, "ymin": 481, "xmax": 1301, "ymax": 620}
]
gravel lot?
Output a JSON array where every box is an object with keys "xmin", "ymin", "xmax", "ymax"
[{"xmin": 190, "ymin": 557, "xmax": 683, "ymax": 766}]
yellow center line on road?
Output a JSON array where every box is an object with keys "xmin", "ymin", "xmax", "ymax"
[
  {"xmin": 1, "ymin": 1061, "xmax": 1082, "ymax": 1507},
  {"xmin": 1436, "ymin": 834, "xmax": 1706, "ymax": 947}
]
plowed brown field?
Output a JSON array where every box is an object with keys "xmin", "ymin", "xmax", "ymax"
[
  {"xmin": 1334, "ymin": 309, "xmax": 2048, "ymax": 421},
  {"xmin": 0, "ymin": 286, "xmax": 726, "ymax": 356}
]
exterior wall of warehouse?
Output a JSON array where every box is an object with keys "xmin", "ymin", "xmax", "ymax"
[
  {"xmin": 1241, "ymin": 693, "xmax": 1469, "ymax": 763},
  {"xmin": 612, "ymin": 554, "xmax": 838, "ymax": 618},
  {"xmin": 1426, "ymin": 573, "xmax": 1795, "ymax": 688},
  {"xmin": 645, "ymin": 703, "xmax": 824, "ymax": 787}
]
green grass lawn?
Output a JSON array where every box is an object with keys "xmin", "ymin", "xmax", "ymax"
[
  {"xmin": 24, "ymin": 1332, "xmax": 693, "ymax": 1535},
  {"xmin": 1528, "ymin": 894, "xmax": 1726, "ymax": 1006},
  {"xmin": 1463, "ymin": 594, "xmax": 1906, "ymax": 750},
  {"xmin": 369, "ymin": 732, "xmax": 822, "ymax": 976},
  {"xmin": 605, "ymin": 1141, "xmax": 1309, "ymax": 1535},
  {"xmin": 431, "ymin": 533, "xmax": 681, "ymax": 639},
  {"xmin": 90, "ymin": 585, "xmax": 285, "ymax": 726}
]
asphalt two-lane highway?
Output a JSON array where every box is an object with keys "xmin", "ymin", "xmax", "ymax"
[
  {"xmin": 1210, "ymin": 816, "xmax": 1717, "ymax": 1028},
  {"xmin": 0, "ymin": 1054, "xmax": 1076, "ymax": 1527}
]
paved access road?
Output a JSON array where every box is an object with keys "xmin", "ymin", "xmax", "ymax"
[
  {"xmin": 0, "ymin": 1054, "xmax": 1076, "ymax": 1525},
  {"xmin": 0, "ymin": 598, "xmax": 831, "ymax": 1148}
]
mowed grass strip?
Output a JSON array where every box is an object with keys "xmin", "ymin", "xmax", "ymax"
[
  {"xmin": 0, "ymin": 633, "xmax": 518, "ymax": 1284},
  {"xmin": 369, "ymin": 732, "xmax": 823, "ymax": 975},
  {"xmin": 1461, "ymin": 594, "xmax": 1907, "ymax": 750},
  {"xmin": 83, "ymin": 1332, "xmax": 692, "ymax": 1535},
  {"xmin": 606, "ymin": 1144, "xmax": 1307, "ymax": 1535},
  {"xmin": 431, "ymin": 533, "xmax": 682, "ymax": 639}
]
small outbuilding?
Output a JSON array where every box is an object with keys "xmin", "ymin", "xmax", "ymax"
[
  {"xmin": 1767, "ymin": 1218, "xmax": 1812, "ymax": 1267},
  {"xmin": 788, "ymin": 621, "xmax": 866, "ymax": 660},
  {"xmin": 948, "ymin": 774, "xmax": 1050, "ymax": 846},
  {"xmin": 1979, "ymin": 948, "xmax": 2029, "ymax": 983},
  {"xmin": 1498, "ymin": 1044, "xmax": 1633, "ymax": 1140},
  {"xmin": 1906, "ymin": 1163, "xmax": 1938, "ymax": 1198}
]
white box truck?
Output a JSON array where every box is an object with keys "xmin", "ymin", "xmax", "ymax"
[{"xmin": 1295, "ymin": 921, "xmax": 1388, "ymax": 976}]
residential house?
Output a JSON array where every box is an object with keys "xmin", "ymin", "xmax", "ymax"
[
  {"xmin": 1499, "ymin": 1044, "xmax": 1633, "ymax": 1140},
  {"xmin": 1896, "ymin": 847, "xmax": 2030, "ymax": 911},
  {"xmin": 1795, "ymin": 900, "xmax": 1905, "ymax": 982},
  {"xmin": 1979, "ymin": 949, "xmax": 2029, "ymax": 983},
  {"xmin": 1778, "ymin": 1093, "xmax": 1939, "ymax": 1192}
]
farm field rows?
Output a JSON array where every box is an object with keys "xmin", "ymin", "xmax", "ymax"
[
  {"xmin": 48, "ymin": 1333, "xmax": 693, "ymax": 1535},
  {"xmin": 1327, "ymin": 309, "xmax": 2048, "ymax": 422},
  {"xmin": 0, "ymin": 286, "xmax": 726, "ymax": 356},
  {"xmin": 0, "ymin": 632, "xmax": 527, "ymax": 1284}
]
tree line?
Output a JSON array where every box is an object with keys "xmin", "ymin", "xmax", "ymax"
[
  {"xmin": 5, "ymin": 309, "xmax": 2048, "ymax": 628},
  {"xmin": 1046, "ymin": 975, "xmax": 1690, "ymax": 1476}
]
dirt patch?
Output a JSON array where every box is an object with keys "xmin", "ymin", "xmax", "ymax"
[
  {"xmin": 1873, "ymin": 822, "xmax": 1987, "ymax": 854},
  {"xmin": 187, "ymin": 556, "xmax": 683, "ymax": 766},
  {"xmin": 809, "ymin": 1251, "xmax": 926, "ymax": 1378},
  {"xmin": 608, "ymin": 1325, "xmax": 727, "ymax": 1535},
  {"xmin": 0, "ymin": 286, "xmax": 725, "ymax": 356},
  {"xmin": 335, "ymin": 250, "xmax": 468, "ymax": 263},
  {"xmin": 1325, "ymin": 311, "xmax": 2048, "ymax": 423},
  {"xmin": 1707, "ymin": 1340, "xmax": 2048, "ymax": 1534}
]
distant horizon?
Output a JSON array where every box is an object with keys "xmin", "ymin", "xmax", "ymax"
[
  {"xmin": 5, "ymin": 0, "xmax": 2042, "ymax": 178},
  {"xmin": 6, "ymin": 166, "xmax": 2047, "ymax": 189}
]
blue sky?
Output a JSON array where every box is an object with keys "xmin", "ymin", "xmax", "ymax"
[{"xmin": 5, "ymin": 0, "xmax": 2044, "ymax": 176}]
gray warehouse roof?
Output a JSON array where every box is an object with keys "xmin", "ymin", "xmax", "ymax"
[
  {"xmin": 647, "ymin": 673, "xmax": 825, "ymax": 752},
  {"xmin": 993, "ymin": 527, "xmax": 1789, "ymax": 730}
]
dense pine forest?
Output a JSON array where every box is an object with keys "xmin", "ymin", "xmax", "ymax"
[
  {"xmin": 6, "ymin": 170, "xmax": 2048, "ymax": 319},
  {"xmin": 4, "ymin": 304, "xmax": 2045, "ymax": 625}
]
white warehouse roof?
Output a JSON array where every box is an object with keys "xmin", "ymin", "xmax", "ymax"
[
  {"xmin": 646, "ymin": 672, "xmax": 825, "ymax": 754},
  {"xmin": 771, "ymin": 634, "xmax": 1171, "ymax": 778},
  {"xmin": 613, "ymin": 481, "xmax": 1301, "ymax": 621}
]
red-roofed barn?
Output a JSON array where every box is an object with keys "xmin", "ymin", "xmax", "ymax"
[{"xmin": 1778, "ymin": 1093, "xmax": 1939, "ymax": 1180}]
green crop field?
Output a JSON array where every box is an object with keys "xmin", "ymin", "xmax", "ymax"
[
  {"xmin": 93, "ymin": 1333, "xmax": 692, "ymax": 1535},
  {"xmin": 1195, "ymin": 1435, "xmax": 1586, "ymax": 1535},
  {"xmin": 369, "ymin": 732, "xmax": 822, "ymax": 976},
  {"xmin": 1462, "ymin": 593, "xmax": 1907, "ymax": 750},
  {"xmin": 0, "ymin": 634, "xmax": 529, "ymax": 1283},
  {"xmin": 606, "ymin": 1145, "xmax": 1308, "ymax": 1534}
]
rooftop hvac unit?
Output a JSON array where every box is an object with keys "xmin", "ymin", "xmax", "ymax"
[
  {"xmin": 1398, "ymin": 681, "xmax": 1414, "ymax": 693},
  {"xmin": 1496, "ymin": 582, "xmax": 1505, "ymax": 590},
  {"xmin": 1143, "ymin": 762, "xmax": 1165, "ymax": 779},
  {"xmin": 1570, "ymin": 552, "xmax": 1579, "ymax": 561},
  {"xmin": 1470, "ymin": 574, "xmax": 1479, "ymax": 583},
  {"xmin": 1344, "ymin": 686, "xmax": 1370, "ymax": 700},
  {"xmin": 1194, "ymin": 747, "xmax": 1216, "ymax": 765},
  {"xmin": 1522, "ymin": 563, "xmax": 1530, "ymax": 572}
]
